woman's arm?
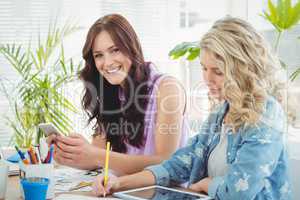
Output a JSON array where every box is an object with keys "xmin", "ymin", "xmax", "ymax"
[
  {"xmin": 95, "ymin": 77, "xmax": 187, "ymax": 174},
  {"xmin": 154, "ymin": 77, "xmax": 186, "ymax": 158},
  {"xmin": 54, "ymin": 77, "xmax": 186, "ymax": 173},
  {"xmin": 117, "ymin": 170, "xmax": 156, "ymax": 191},
  {"xmin": 91, "ymin": 134, "xmax": 106, "ymax": 149},
  {"xmin": 93, "ymin": 134, "xmax": 207, "ymax": 196},
  {"xmin": 93, "ymin": 170, "xmax": 156, "ymax": 196}
]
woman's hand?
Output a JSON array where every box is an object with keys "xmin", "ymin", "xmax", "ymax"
[
  {"xmin": 53, "ymin": 133, "xmax": 101, "ymax": 169},
  {"xmin": 189, "ymin": 177, "xmax": 212, "ymax": 193},
  {"xmin": 92, "ymin": 174, "xmax": 120, "ymax": 197}
]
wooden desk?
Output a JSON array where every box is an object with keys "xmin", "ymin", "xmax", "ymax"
[
  {"xmin": 7, "ymin": 175, "xmax": 209, "ymax": 200},
  {"xmin": 7, "ymin": 176, "xmax": 20, "ymax": 200},
  {"xmin": 6, "ymin": 175, "xmax": 98, "ymax": 200}
]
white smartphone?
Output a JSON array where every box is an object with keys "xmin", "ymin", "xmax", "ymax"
[{"xmin": 38, "ymin": 123, "xmax": 62, "ymax": 137}]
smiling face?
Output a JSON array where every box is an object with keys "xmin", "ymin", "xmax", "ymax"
[
  {"xmin": 200, "ymin": 49, "xmax": 225, "ymax": 101},
  {"xmin": 92, "ymin": 30, "xmax": 132, "ymax": 85}
]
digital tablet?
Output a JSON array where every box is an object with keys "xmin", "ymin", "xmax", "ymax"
[{"xmin": 113, "ymin": 185, "xmax": 212, "ymax": 200}]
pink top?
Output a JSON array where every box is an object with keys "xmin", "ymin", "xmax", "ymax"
[{"xmin": 119, "ymin": 63, "xmax": 188, "ymax": 155}]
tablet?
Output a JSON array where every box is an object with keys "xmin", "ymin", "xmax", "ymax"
[{"xmin": 113, "ymin": 185, "xmax": 212, "ymax": 200}]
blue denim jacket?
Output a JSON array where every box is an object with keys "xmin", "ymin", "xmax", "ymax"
[{"xmin": 146, "ymin": 96, "xmax": 292, "ymax": 200}]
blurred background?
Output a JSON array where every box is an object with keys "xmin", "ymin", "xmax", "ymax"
[{"xmin": 0, "ymin": 0, "xmax": 299, "ymax": 160}]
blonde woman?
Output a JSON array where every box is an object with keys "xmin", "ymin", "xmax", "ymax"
[{"xmin": 92, "ymin": 17, "xmax": 292, "ymax": 200}]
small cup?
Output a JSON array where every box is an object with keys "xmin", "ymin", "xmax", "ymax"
[
  {"xmin": 19, "ymin": 162, "xmax": 54, "ymax": 199},
  {"xmin": 20, "ymin": 177, "xmax": 49, "ymax": 200},
  {"xmin": 0, "ymin": 161, "xmax": 9, "ymax": 199}
]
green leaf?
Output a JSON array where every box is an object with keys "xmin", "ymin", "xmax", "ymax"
[
  {"xmin": 268, "ymin": 0, "xmax": 278, "ymax": 21},
  {"xmin": 283, "ymin": 0, "xmax": 291, "ymax": 28},
  {"xmin": 279, "ymin": 59, "xmax": 288, "ymax": 69},
  {"xmin": 290, "ymin": 67, "xmax": 300, "ymax": 81},
  {"xmin": 262, "ymin": 0, "xmax": 300, "ymax": 31},
  {"xmin": 288, "ymin": 1, "xmax": 300, "ymax": 28},
  {"xmin": 187, "ymin": 47, "xmax": 201, "ymax": 61},
  {"xmin": 48, "ymin": 106, "xmax": 73, "ymax": 129},
  {"xmin": 169, "ymin": 41, "xmax": 200, "ymax": 60},
  {"xmin": 30, "ymin": 51, "xmax": 39, "ymax": 70},
  {"xmin": 76, "ymin": 60, "xmax": 83, "ymax": 73},
  {"xmin": 70, "ymin": 58, "xmax": 74, "ymax": 74}
]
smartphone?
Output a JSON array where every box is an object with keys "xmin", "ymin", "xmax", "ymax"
[{"xmin": 38, "ymin": 123, "xmax": 61, "ymax": 137}]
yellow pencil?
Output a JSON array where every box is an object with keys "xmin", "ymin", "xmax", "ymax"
[{"xmin": 103, "ymin": 141, "xmax": 110, "ymax": 187}]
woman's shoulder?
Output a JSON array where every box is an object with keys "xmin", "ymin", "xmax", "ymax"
[
  {"xmin": 239, "ymin": 96, "xmax": 285, "ymax": 140},
  {"xmin": 147, "ymin": 62, "xmax": 180, "ymax": 83},
  {"xmin": 260, "ymin": 95, "xmax": 285, "ymax": 130},
  {"xmin": 156, "ymin": 75, "xmax": 182, "ymax": 89},
  {"xmin": 153, "ymin": 76, "xmax": 185, "ymax": 104},
  {"xmin": 147, "ymin": 63, "xmax": 185, "ymax": 97}
]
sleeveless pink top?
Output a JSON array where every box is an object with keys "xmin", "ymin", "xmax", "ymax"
[{"xmin": 118, "ymin": 63, "xmax": 188, "ymax": 155}]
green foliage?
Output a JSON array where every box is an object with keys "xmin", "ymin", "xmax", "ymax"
[
  {"xmin": 168, "ymin": 0, "xmax": 300, "ymax": 82},
  {"xmin": 290, "ymin": 67, "xmax": 300, "ymax": 81},
  {"xmin": 290, "ymin": 36, "xmax": 300, "ymax": 81},
  {"xmin": 261, "ymin": 0, "xmax": 300, "ymax": 52},
  {"xmin": 0, "ymin": 22, "xmax": 82, "ymax": 148},
  {"xmin": 261, "ymin": 0, "xmax": 300, "ymax": 81},
  {"xmin": 261, "ymin": 0, "xmax": 300, "ymax": 32},
  {"xmin": 168, "ymin": 41, "xmax": 200, "ymax": 61}
]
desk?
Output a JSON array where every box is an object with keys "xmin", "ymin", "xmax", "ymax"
[
  {"xmin": 7, "ymin": 176, "xmax": 20, "ymax": 199},
  {"xmin": 6, "ymin": 175, "xmax": 208, "ymax": 200},
  {"xmin": 6, "ymin": 175, "xmax": 99, "ymax": 199}
]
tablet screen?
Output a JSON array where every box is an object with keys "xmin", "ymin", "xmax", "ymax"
[{"xmin": 123, "ymin": 187, "xmax": 208, "ymax": 200}]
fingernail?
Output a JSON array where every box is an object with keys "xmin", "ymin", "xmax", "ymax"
[{"xmin": 102, "ymin": 187, "xmax": 106, "ymax": 197}]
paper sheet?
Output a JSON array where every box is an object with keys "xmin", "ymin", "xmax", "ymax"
[
  {"xmin": 54, "ymin": 194, "xmax": 121, "ymax": 200},
  {"xmin": 54, "ymin": 167, "xmax": 102, "ymax": 193}
]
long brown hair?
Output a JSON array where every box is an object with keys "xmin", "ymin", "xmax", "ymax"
[{"xmin": 80, "ymin": 14, "xmax": 150, "ymax": 153}]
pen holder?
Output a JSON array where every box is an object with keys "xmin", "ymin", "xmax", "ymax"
[{"xmin": 19, "ymin": 162, "xmax": 54, "ymax": 199}]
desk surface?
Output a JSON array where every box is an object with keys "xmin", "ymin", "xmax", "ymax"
[
  {"xmin": 6, "ymin": 175, "xmax": 99, "ymax": 200},
  {"xmin": 7, "ymin": 175, "xmax": 207, "ymax": 200},
  {"xmin": 7, "ymin": 176, "xmax": 20, "ymax": 200}
]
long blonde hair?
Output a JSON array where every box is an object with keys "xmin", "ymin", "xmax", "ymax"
[{"xmin": 200, "ymin": 17, "xmax": 280, "ymax": 132}]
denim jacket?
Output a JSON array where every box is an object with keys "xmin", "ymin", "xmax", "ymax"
[{"xmin": 146, "ymin": 96, "xmax": 292, "ymax": 200}]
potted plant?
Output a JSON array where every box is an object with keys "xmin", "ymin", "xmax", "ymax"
[{"xmin": 0, "ymin": 21, "xmax": 82, "ymax": 148}]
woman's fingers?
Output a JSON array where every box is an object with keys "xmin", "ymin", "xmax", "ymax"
[
  {"xmin": 54, "ymin": 150, "xmax": 74, "ymax": 165},
  {"xmin": 56, "ymin": 135, "xmax": 82, "ymax": 146},
  {"xmin": 188, "ymin": 179, "xmax": 204, "ymax": 192},
  {"xmin": 92, "ymin": 175, "xmax": 118, "ymax": 196},
  {"xmin": 105, "ymin": 175, "xmax": 120, "ymax": 194},
  {"xmin": 189, "ymin": 183, "xmax": 200, "ymax": 191},
  {"xmin": 53, "ymin": 143, "xmax": 74, "ymax": 162},
  {"xmin": 46, "ymin": 134, "xmax": 57, "ymax": 146},
  {"xmin": 55, "ymin": 141, "xmax": 78, "ymax": 154},
  {"xmin": 92, "ymin": 175, "xmax": 106, "ymax": 196}
]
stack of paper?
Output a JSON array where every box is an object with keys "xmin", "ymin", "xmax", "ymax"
[{"xmin": 6, "ymin": 161, "xmax": 19, "ymax": 176}]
